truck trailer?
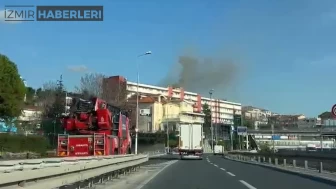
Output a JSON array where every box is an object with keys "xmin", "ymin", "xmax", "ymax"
[{"xmin": 178, "ymin": 123, "xmax": 203, "ymax": 160}]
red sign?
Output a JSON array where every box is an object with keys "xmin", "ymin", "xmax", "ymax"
[{"xmin": 332, "ymin": 104, "xmax": 336, "ymax": 117}]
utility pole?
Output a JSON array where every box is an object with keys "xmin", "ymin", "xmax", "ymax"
[
  {"xmin": 320, "ymin": 125, "xmax": 323, "ymax": 151},
  {"xmin": 209, "ymin": 89, "xmax": 214, "ymax": 152},
  {"xmin": 271, "ymin": 124, "xmax": 275, "ymax": 153},
  {"xmin": 166, "ymin": 105, "xmax": 170, "ymax": 153},
  {"xmin": 135, "ymin": 51, "xmax": 152, "ymax": 155}
]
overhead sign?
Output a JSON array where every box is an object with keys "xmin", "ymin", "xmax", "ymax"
[
  {"xmin": 332, "ymin": 104, "xmax": 336, "ymax": 117},
  {"xmin": 237, "ymin": 126, "xmax": 247, "ymax": 136}
]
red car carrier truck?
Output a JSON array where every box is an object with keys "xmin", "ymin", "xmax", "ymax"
[{"xmin": 57, "ymin": 97, "xmax": 132, "ymax": 157}]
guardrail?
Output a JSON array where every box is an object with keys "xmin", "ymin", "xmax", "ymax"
[
  {"xmin": 0, "ymin": 154, "xmax": 148, "ymax": 188},
  {"xmin": 225, "ymin": 154, "xmax": 336, "ymax": 183}
]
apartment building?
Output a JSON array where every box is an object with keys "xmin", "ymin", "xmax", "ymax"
[
  {"xmin": 125, "ymin": 79, "xmax": 241, "ymax": 125},
  {"xmin": 101, "ymin": 76, "xmax": 241, "ymax": 131},
  {"xmin": 242, "ymin": 106, "xmax": 274, "ymax": 129},
  {"xmin": 268, "ymin": 114, "xmax": 305, "ymax": 129}
]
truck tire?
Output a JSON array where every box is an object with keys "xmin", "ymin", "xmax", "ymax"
[{"xmin": 127, "ymin": 147, "xmax": 132, "ymax": 154}]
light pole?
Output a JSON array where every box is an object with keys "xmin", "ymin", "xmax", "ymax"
[
  {"xmin": 320, "ymin": 125, "xmax": 323, "ymax": 151},
  {"xmin": 135, "ymin": 51, "xmax": 152, "ymax": 155},
  {"xmin": 271, "ymin": 124, "xmax": 275, "ymax": 153},
  {"xmin": 209, "ymin": 89, "xmax": 214, "ymax": 152}
]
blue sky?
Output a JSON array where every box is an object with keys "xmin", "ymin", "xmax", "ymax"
[{"xmin": 1, "ymin": 0, "xmax": 336, "ymax": 117}]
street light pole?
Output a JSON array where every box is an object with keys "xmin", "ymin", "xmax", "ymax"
[
  {"xmin": 271, "ymin": 124, "xmax": 275, "ymax": 153},
  {"xmin": 135, "ymin": 51, "xmax": 152, "ymax": 155},
  {"xmin": 320, "ymin": 125, "xmax": 323, "ymax": 151},
  {"xmin": 209, "ymin": 89, "xmax": 214, "ymax": 152}
]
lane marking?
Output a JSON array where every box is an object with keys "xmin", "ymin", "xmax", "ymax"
[
  {"xmin": 136, "ymin": 160, "xmax": 178, "ymax": 189},
  {"xmin": 239, "ymin": 180, "xmax": 257, "ymax": 189},
  {"xmin": 220, "ymin": 168, "xmax": 226, "ymax": 171},
  {"xmin": 226, "ymin": 172, "xmax": 235, "ymax": 176},
  {"xmin": 214, "ymin": 164, "xmax": 218, "ymax": 167}
]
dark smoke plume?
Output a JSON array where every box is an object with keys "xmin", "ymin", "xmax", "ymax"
[{"xmin": 159, "ymin": 54, "xmax": 240, "ymax": 96}]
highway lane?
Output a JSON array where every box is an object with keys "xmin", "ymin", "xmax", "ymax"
[
  {"xmin": 209, "ymin": 155, "xmax": 336, "ymax": 189},
  {"xmin": 141, "ymin": 155, "xmax": 247, "ymax": 189},
  {"xmin": 142, "ymin": 154, "xmax": 336, "ymax": 189}
]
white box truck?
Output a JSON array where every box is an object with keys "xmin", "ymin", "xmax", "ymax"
[
  {"xmin": 178, "ymin": 123, "xmax": 203, "ymax": 160},
  {"xmin": 213, "ymin": 145, "xmax": 224, "ymax": 155}
]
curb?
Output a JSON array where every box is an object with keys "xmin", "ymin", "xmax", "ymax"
[{"xmin": 224, "ymin": 156, "xmax": 336, "ymax": 186}]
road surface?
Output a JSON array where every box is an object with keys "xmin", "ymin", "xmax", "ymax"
[{"xmin": 142, "ymin": 154, "xmax": 336, "ymax": 189}]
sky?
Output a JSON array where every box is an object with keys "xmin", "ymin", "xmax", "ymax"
[{"xmin": 0, "ymin": 0, "xmax": 336, "ymax": 117}]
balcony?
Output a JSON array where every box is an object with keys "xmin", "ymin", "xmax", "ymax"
[{"xmin": 161, "ymin": 113, "xmax": 204, "ymax": 124}]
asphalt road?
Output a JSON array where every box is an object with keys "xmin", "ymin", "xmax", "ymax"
[{"xmin": 142, "ymin": 154, "xmax": 336, "ymax": 189}]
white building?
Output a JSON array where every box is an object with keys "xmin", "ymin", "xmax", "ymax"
[
  {"xmin": 297, "ymin": 117, "xmax": 321, "ymax": 129},
  {"xmin": 126, "ymin": 81, "xmax": 241, "ymax": 125}
]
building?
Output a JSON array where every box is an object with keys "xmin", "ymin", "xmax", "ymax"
[
  {"xmin": 318, "ymin": 112, "xmax": 336, "ymax": 127},
  {"xmin": 268, "ymin": 114, "xmax": 305, "ymax": 129},
  {"xmin": 160, "ymin": 99, "xmax": 205, "ymax": 132},
  {"xmin": 125, "ymin": 79, "xmax": 242, "ymax": 126},
  {"xmin": 100, "ymin": 75, "xmax": 241, "ymax": 132},
  {"xmin": 242, "ymin": 106, "xmax": 275, "ymax": 129},
  {"xmin": 297, "ymin": 117, "xmax": 321, "ymax": 129}
]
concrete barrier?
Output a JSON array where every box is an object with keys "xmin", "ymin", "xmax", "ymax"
[{"xmin": 0, "ymin": 154, "xmax": 148, "ymax": 188}]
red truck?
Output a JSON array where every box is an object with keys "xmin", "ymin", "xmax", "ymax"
[{"xmin": 57, "ymin": 97, "xmax": 132, "ymax": 157}]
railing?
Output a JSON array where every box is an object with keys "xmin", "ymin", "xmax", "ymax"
[
  {"xmin": 0, "ymin": 154, "xmax": 149, "ymax": 188},
  {"xmin": 248, "ymin": 127, "xmax": 336, "ymax": 133},
  {"xmin": 225, "ymin": 154, "xmax": 336, "ymax": 182}
]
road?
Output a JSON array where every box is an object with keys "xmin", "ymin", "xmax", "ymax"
[{"xmin": 142, "ymin": 154, "xmax": 336, "ymax": 189}]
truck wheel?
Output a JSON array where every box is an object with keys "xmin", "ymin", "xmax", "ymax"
[{"xmin": 127, "ymin": 147, "xmax": 132, "ymax": 154}]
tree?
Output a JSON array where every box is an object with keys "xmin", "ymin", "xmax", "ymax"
[
  {"xmin": 0, "ymin": 54, "xmax": 26, "ymax": 121},
  {"xmin": 243, "ymin": 119, "xmax": 254, "ymax": 128},
  {"xmin": 202, "ymin": 103, "xmax": 211, "ymax": 136},
  {"xmin": 75, "ymin": 73, "xmax": 104, "ymax": 98},
  {"xmin": 36, "ymin": 81, "xmax": 58, "ymax": 118}
]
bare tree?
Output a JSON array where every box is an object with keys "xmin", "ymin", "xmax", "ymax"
[
  {"xmin": 75, "ymin": 75, "xmax": 135, "ymax": 129},
  {"xmin": 75, "ymin": 73, "xmax": 105, "ymax": 98},
  {"xmin": 36, "ymin": 81, "xmax": 58, "ymax": 118}
]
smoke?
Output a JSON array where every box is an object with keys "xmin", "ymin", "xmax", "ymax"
[{"xmin": 159, "ymin": 52, "xmax": 241, "ymax": 96}]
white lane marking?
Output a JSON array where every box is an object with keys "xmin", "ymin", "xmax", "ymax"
[
  {"xmin": 239, "ymin": 180, "xmax": 257, "ymax": 189},
  {"xmin": 226, "ymin": 172, "xmax": 235, "ymax": 176},
  {"xmin": 136, "ymin": 160, "xmax": 178, "ymax": 189},
  {"xmin": 220, "ymin": 168, "xmax": 226, "ymax": 171},
  {"xmin": 214, "ymin": 164, "xmax": 218, "ymax": 167}
]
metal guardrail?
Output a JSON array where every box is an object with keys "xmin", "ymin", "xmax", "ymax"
[
  {"xmin": 229, "ymin": 151, "xmax": 336, "ymax": 171},
  {"xmin": 0, "ymin": 154, "xmax": 148, "ymax": 188},
  {"xmin": 225, "ymin": 154, "xmax": 336, "ymax": 182},
  {"xmin": 247, "ymin": 127, "xmax": 336, "ymax": 133}
]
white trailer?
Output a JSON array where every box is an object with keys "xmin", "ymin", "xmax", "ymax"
[
  {"xmin": 178, "ymin": 123, "xmax": 203, "ymax": 160},
  {"xmin": 213, "ymin": 145, "xmax": 224, "ymax": 155}
]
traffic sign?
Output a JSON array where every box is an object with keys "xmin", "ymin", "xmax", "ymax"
[
  {"xmin": 237, "ymin": 126, "xmax": 247, "ymax": 136},
  {"xmin": 332, "ymin": 104, "xmax": 336, "ymax": 117}
]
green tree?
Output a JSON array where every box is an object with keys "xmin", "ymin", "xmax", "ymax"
[
  {"xmin": 202, "ymin": 103, "xmax": 211, "ymax": 136},
  {"xmin": 0, "ymin": 54, "xmax": 26, "ymax": 121},
  {"xmin": 24, "ymin": 87, "xmax": 36, "ymax": 105},
  {"xmin": 243, "ymin": 119, "xmax": 254, "ymax": 128}
]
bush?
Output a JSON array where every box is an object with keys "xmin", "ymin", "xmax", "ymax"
[
  {"xmin": 0, "ymin": 133, "xmax": 49, "ymax": 154},
  {"xmin": 259, "ymin": 142, "xmax": 272, "ymax": 154}
]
